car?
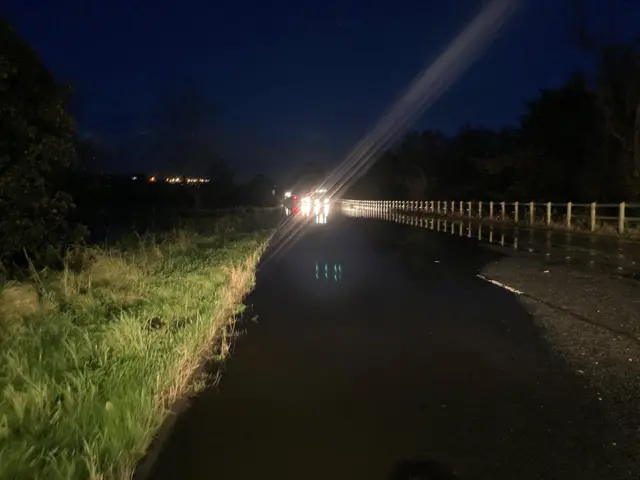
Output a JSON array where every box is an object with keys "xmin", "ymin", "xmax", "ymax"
[
  {"xmin": 300, "ymin": 190, "xmax": 331, "ymax": 219},
  {"xmin": 283, "ymin": 193, "xmax": 300, "ymax": 216},
  {"xmin": 283, "ymin": 188, "xmax": 331, "ymax": 219}
]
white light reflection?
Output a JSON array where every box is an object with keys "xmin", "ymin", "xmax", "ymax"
[
  {"xmin": 320, "ymin": 0, "xmax": 519, "ymax": 200},
  {"xmin": 260, "ymin": 0, "xmax": 518, "ymax": 267},
  {"xmin": 315, "ymin": 262, "xmax": 343, "ymax": 281}
]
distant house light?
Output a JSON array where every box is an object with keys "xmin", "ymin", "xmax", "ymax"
[
  {"xmin": 149, "ymin": 176, "xmax": 157, "ymax": 183},
  {"xmin": 166, "ymin": 177, "xmax": 210, "ymax": 185},
  {"xmin": 131, "ymin": 176, "xmax": 137, "ymax": 180}
]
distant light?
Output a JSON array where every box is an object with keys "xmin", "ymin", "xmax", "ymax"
[
  {"xmin": 149, "ymin": 176, "xmax": 156, "ymax": 183},
  {"xmin": 168, "ymin": 177, "xmax": 211, "ymax": 185},
  {"xmin": 284, "ymin": 191, "xmax": 292, "ymax": 198},
  {"xmin": 131, "ymin": 176, "xmax": 138, "ymax": 180}
]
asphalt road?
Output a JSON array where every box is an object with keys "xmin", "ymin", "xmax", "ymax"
[
  {"xmin": 147, "ymin": 213, "xmax": 629, "ymax": 480},
  {"xmin": 385, "ymin": 209, "xmax": 640, "ymax": 276}
]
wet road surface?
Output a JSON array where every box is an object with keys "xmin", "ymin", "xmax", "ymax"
[
  {"xmin": 148, "ymin": 214, "xmax": 626, "ymax": 480},
  {"xmin": 367, "ymin": 206, "xmax": 640, "ymax": 277}
]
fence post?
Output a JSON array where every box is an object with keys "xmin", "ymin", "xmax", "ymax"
[
  {"xmin": 467, "ymin": 201, "xmax": 472, "ymax": 218},
  {"xmin": 566, "ymin": 202, "xmax": 572, "ymax": 228},
  {"xmin": 619, "ymin": 202, "xmax": 626, "ymax": 234},
  {"xmin": 437, "ymin": 200, "xmax": 441, "ymax": 214},
  {"xmin": 590, "ymin": 202, "xmax": 596, "ymax": 232},
  {"xmin": 478, "ymin": 201, "xmax": 483, "ymax": 219},
  {"xmin": 500, "ymin": 202, "xmax": 505, "ymax": 221},
  {"xmin": 443, "ymin": 201, "xmax": 448, "ymax": 215},
  {"xmin": 451, "ymin": 200, "xmax": 456, "ymax": 215},
  {"xmin": 529, "ymin": 201, "xmax": 534, "ymax": 225},
  {"xmin": 489, "ymin": 201, "xmax": 494, "ymax": 219},
  {"xmin": 514, "ymin": 201, "xmax": 519, "ymax": 224},
  {"xmin": 546, "ymin": 202, "xmax": 552, "ymax": 225},
  {"xmin": 459, "ymin": 201, "xmax": 463, "ymax": 216}
]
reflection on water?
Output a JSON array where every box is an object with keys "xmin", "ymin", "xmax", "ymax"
[
  {"xmin": 315, "ymin": 262, "xmax": 343, "ymax": 281},
  {"xmin": 343, "ymin": 204, "xmax": 640, "ymax": 275}
]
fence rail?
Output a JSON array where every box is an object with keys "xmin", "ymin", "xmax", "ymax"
[{"xmin": 341, "ymin": 199, "xmax": 640, "ymax": 236}]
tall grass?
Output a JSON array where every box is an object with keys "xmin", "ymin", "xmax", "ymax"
[{"xmin": 0, "ymin": 226, "xmax": 269, "ymax": 479}]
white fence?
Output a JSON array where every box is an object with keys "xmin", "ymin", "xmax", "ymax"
[{"xmin": 341, "ymin": 199, "xmax": 640, "ymax": 235}]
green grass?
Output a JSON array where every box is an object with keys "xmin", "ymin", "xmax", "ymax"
[{"xmin": 0, "ymin": 223, "xmax": 270, "ymax": 479}]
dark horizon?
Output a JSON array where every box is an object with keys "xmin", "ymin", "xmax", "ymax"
[{"xmin": 4, "ymin": 0, "xmax": 639, "ymax": 181}]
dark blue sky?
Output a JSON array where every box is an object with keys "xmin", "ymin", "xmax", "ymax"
[{"xmin": 4, "ymin": 0, "xmax": 638, "ymax": 180}]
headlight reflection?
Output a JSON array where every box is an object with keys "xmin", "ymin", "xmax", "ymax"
[{"xmin": 315, "ymin": 262, "xmax": 343, "ymax": 281}]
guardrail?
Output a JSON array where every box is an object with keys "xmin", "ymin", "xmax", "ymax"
[{"xmin": 341, "ymin": 199, "xmax": 640, "ymax": 236}]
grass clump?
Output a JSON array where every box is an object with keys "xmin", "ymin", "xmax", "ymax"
[{"xmin": 0, "ymin": 226, "xmax": 269, "ymax": 480}]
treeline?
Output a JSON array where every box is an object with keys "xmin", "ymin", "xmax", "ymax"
[
  {"xmin": 348, "ymin": 43, "xmax": 640, "ymax": 203},
  {"xmin": 0, "ymin": 21, "xmax": 275, "ymax": 274}
]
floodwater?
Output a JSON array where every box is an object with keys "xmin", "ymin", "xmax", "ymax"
[
  {"xmin": 347, "ymin": 205, "xmax": 640, "ymax": 278},
  {"xmin": 146, "ymin": 211, "xmax": 631, "ymax": 480}
]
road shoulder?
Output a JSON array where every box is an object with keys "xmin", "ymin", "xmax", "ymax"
[{"xmin": 480, "ymin": 254, "xmax": 640, "ymax": 475}]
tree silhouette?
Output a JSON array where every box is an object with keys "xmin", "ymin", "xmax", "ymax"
[{"xmin": 0, "ymin": 20, "xmax": 85, "ymax": 269}]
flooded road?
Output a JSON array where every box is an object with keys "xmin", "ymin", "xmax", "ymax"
[
  {"xmin": 352, "ymin": 206, "xmax": 640, "ymax": 278},
  {"xmin": 148, "ymin": 213, "xmax": 629, "ymax": 480}
]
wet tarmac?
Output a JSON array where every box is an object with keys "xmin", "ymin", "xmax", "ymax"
[
  {"xmin": 351, "ymin": 205, "xmax": 640, "ymax": 278},
  {"xmin": 147, "ymin": 213, "xmax": 631, "ymax": 480}
]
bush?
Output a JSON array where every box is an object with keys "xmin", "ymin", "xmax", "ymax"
[{"xmin": 0, "ymin": 20, "xmax": 84, "ymax": 273}]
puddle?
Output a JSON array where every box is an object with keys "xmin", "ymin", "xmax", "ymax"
[{"xmin": 343, "ymin": 204, "xmax": 640, "ymax": 277}]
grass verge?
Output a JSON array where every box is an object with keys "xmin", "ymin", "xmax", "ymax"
[{"xmin": 0, "ymin": 223, "xmax": 270, "ymax": 479}]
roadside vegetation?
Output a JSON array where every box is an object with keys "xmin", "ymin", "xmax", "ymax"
[
  {"xmin": 0, "ymin": 219, "xmax": 270, "ymax": 479},
  {"xmin": 0, "ymin": 22, "xmax": 278, "ymax": 480}
]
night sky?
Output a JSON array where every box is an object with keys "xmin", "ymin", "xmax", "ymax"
[{"xmin": 4, "ymin": 0, "xmax": 639, "ymax": 180}]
